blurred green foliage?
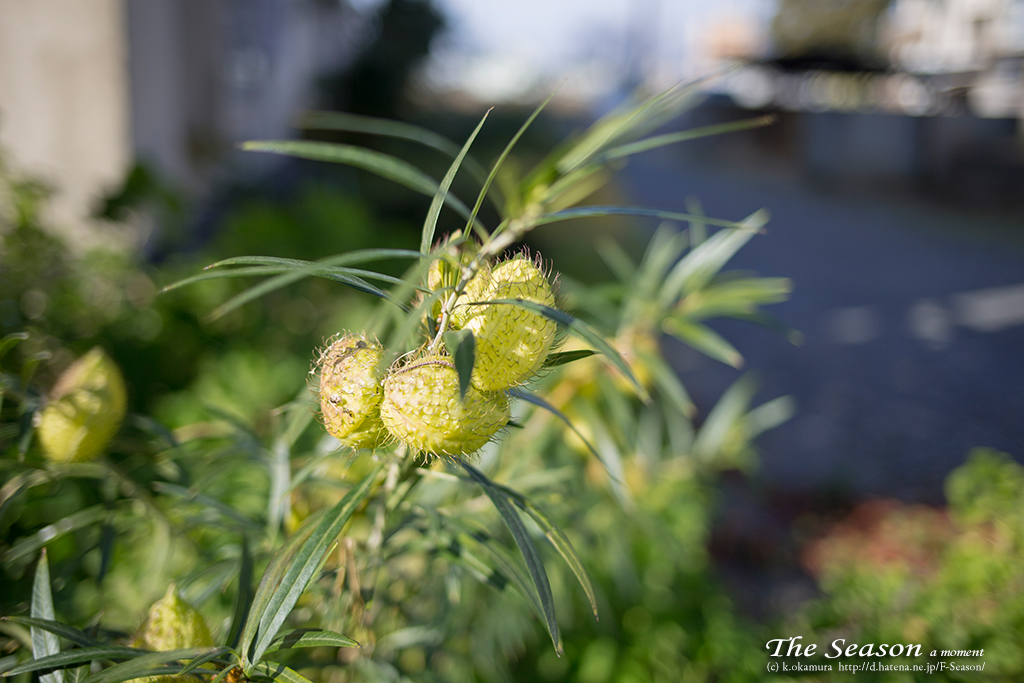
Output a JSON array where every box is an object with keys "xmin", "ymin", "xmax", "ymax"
[{"xmin": 797, "ymin": 449, "xmax": 1024, "ymax": 681}]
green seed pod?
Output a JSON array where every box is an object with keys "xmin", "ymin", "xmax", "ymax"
[
  {"xmin": 463, "ymin": 256, "xmax": 557, "ymax": 391},
  {"xmin": 37, "ymin": 347, "xmax": 127, "ymax": 464},
  {"xmin": 317, "ymin": 334, "xmax": 389, "ymax": 450},
  {"xmin": 133, "ymin": 585, "xmax": 213, "ymax": 683},
  {"xmin": 380, "ymin": 355, "xmax": 509, "ymax": 456}
]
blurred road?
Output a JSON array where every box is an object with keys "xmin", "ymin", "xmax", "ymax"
[{"xmin": 622, "ymin": 148, "xmax": 1024, "ymax": 502}]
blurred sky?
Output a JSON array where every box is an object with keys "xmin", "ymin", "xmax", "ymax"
[{"xmin": 360, "ymin": 0, "xmax": 779, "ymax": 101}]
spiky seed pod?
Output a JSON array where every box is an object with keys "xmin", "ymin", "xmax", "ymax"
[
  {"xmin": 463, "ymin": 256, "xmax": 557, "ymax": 391},
  {"xmin": 427, "ymin": 256, "xmax": 490, "ymax": 330},
  {"xmin": 133, "ymin": 584, "xmax": 214, "ymax": 683},
  {"xmin": 379, "ymin": 355, "xmax": 509, "ymax": 456},
  {"xmin": 36, "ymin": 347, "xmax": 127, "ymax": 464},
  {"xmin": 317, "ymin": 334, "xmax": 389, "ymax": 450}
]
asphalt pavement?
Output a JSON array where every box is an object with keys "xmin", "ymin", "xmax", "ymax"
[{"xmin": 621, "ymin": 147, "xmax": 1024, "ymax": 502}]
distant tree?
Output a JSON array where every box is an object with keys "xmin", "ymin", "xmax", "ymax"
[
  {"xmin": 770, "ymin": 0, "xmax": 892, "ymax": 70},
  {"xmin": 319, "ymin": 0, "xmax": 444, "ymax": 118}
]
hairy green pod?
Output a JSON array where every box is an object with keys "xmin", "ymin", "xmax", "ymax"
[
  {"xmin": 317, "ymin": 333, "xmax": 389, "ymax": 450},
  {"xmin": 463, "ymin": 256, "xmax": 557, "ymax": 391},
  {"xmin": 380, "ymin": 355, "xmax": 509, "ymax": 456},
  {"xmin": 37, "ymin": 347, "xmax": 127, "ymax": 464}
]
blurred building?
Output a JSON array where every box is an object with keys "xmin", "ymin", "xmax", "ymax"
[{"xmin": 0, "ymin": 0, "xmax": 363, "ymax": 246}]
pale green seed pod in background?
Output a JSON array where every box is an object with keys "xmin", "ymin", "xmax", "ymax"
[
  {"xmin": 133, "ymin": 584, "xmax": 214, "ymax": 683},
  {"xmin": 317, "ymin": 334, "xmax": 389, "ymax": 450},
  {"xmin": 379, "ymin": 355, "xmax": 509, "ymax": 457},
  {"xmin": 463, "ymin": 256, "xmax": 557, "ymax": 392},
  {"xmin": 134, "ymin": 583, "xmax": 214, "ymax": 650},
  {"xmin": 37, "ymin": 347, "xmax": 127, "ymax": 464}
]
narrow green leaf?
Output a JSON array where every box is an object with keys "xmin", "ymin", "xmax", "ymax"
[
  {"xmin": 1, "ymin": 618, "xmax": 104, "ymax": 649},
  {"xmin": 266, "ymin": 629, "xmax": 359, "ymax": 653},
  {"xmin": 206, "ymin": 250, "xmax": 424, "ymax": 271},
  {"xmin": 238, "ymin": 516, "xmax": 321, "ymax": 666},
  {"xmin": 537, "ymin": 206, "xmax": 765, "ymax": 233},
  {"xmin": 745, "ymin": 395, "xmax": 796, "ymax": 439},
  {"xmin": 659, "ymin": 212, "xmax": 767, "ymax": 307},
  {"xmin": 479, "ymin": 299, "xmax": 648, "ymax": 402},
  {"xmin": 421, "ymin": 109, "xmax": 489, "ymax": 253},
  {"xmin": 662, "ymin": 317, "xmax": 744, "ymax": 368},
  {"xmin": 604, "ymin": 115, "xmax": 775, "ymax": 161},
  {"xmin": 635, "ymin": 349, "xmax": 695, "ymax": 418},
  {"xmin": 541, "ymin": 350, "xmax": 596, "ymax": 367},
  {"xmin": 178, "ymin": 648, "xmax": 234, "ymax": 677},
  {"xmin": 443, "ymin": 330, "xmax": 475, "ymax": 400},
  {"xmin": 507, "ymin": 389, "xmax": 620, "ymax": 483},
  {"xmin": 267, "ymin": 438, "xmax": 291, "ymax": 536},
  {"xmin": 439, "ymin": 516, "xmax": 547, "ymax": 623},
  {"xmin": 96, "ymin": 523, "xmax": 115, "ymax": 586},
  {"xmin": 631, "ymin": 225, "xmax": 688, "ymax": 308},
  {"xmin": 0, "ymin": 332, "xmax": 29, "ymax": 365},
  {"xmin": 595, "ymin": 240, "xmax": 637, "ymax": 285},
  {"xmin": 728, "ymin": 311, "xmax": 804, "ymax": 345},
  {"xmin": 691, "ymin": 375, "xmax": 757, "ymax": 463},
  {"xmin": 249, "ymin": 464, "xmax": 382, "ymax": 668},
  {"xmin": 678, "ymin": 277, "xmax": 792, "ymax": 320},
  {"xmin": 83, "ymin": 648, "xmax": 212, "ymax": 683},
  {"xmin": 460, "ymin": 463, "xmax": 562, "ymax": 655},
  {"xmin": 31, "ymin": 551, "xmax": 63, "ymax": 683},
  {"xmin": 5, "ymin": 647, "xmax": 144, "ymax": 677},
  {"xmin": 469, "ymin": 87, "xmax": 558, "ymax": 239},
  {"xmin": 207, "ymin": 663, "xmax": 237, "ymax": 683},
  {"xmin": 249, "ymin": 661, "xmax": 314, "ymax": 683},
  {"xmin": 6, "ymin": 506, "xmax": 108, "ymax": 567},
  {"xmin": 299, "ymin": 111, "xmax": 478, "ymax": 169},
  {"xmin": 159, "ymin": 264, "xmax": 406, "ymax": 298},
  {"xmin": 152, "ymin": 483, "xmax": 261, "ymax": 531},
  {"xmin": 491, "ymin": 488, "xmax": 598, "ymax": 619},
  {"xmin": 226, "ymin": 536, "xmax": 254, "ymax": 650},
  {"xmin": 241, "ymin": 141, "xmax": 475, "ymax": 223}
]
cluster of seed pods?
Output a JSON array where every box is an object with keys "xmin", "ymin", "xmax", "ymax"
[{"xmin": 316, "ymin": 254, "xmax": 556, "ymax": 457}]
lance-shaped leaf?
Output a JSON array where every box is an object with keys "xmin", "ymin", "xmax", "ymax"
[
  {"xmin": 438, "ymin": 515, "xmax": 548, "ymax": 623},
  {"xmin": 4, "ymin": 646, "xmax": 143, "ymax": 677},
  {"xmin": 542, "ymin": 350, "xmax": 596, "ymax": 367},
  {"xmin": 82, "ymin": 648, "xmax": 213, "ymax": 683},
  {"xmin": 265, "ymin": 629, "xmax": 359, "ymax": 655},
  {"xmin": 487, "ymin": 485, "xmax": 598, "ymax": 619},
  {"xmin": 603, "ymin": 115, "xmax": 775, "ymax": 161},
  {"xmin": 249, "ymin": 661, "xmax": 315, "ymax": 683},
  {"xmin": 469, "ymin": 86, "xmax": 557, "ymax": 239},
  {"xmin": 2, "ymin": 618, "xmax": 106, "ymax": 649},
  {"xmin": 536, "ymin": 206, "xmax": 764, "ymax": 233},
  {"xmin": 245, "ymin": 463, "xmax": 383, "ymax": 669},
  {"xmin": 240, "ymin": 141, "xmax": 475, "ymax": 223},
  {"xmin": 443, "ymin": 330, "xmax": 476, "ymax": 400},
  {"xmin": 663, "ymin": 317, "xmax": 744, "ymax": 369},
  {"xmin": 225, "ymin": 536, "xmax": 254, "ymax": 650},
  {"xmin": 178, "ymin": 648, "xmax": 234, "ymax": 677},
  {"xmin": 421, "ymin": 110, "xmax": 489, "ymax": 253},
  {"xmin": 460, "ymin": 463, "xmax": 562, "ymax": 655},
  {"xmin": 507, "ymin": 389, "xmax": 621, "ymax": 484},
  {"xmin": 31, "ymin": 551, "xmax": 63, "ymax": 683},
  {"xmin": 6, "ymin": 506, "xmax": 108, "ymax": 567},
  {"xmin": 659, "ymin": 212, "xmax": 767, "ymax": 307}
]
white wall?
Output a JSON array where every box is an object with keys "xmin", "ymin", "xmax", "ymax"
[{"xmin": 0, "ymin": 0, "xmax": 131, "ymax": 246}]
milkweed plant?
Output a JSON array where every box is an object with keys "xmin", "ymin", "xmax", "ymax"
[{"xmin": 1, "ymin": 85, "xmax": 795, "ymax": 683}]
